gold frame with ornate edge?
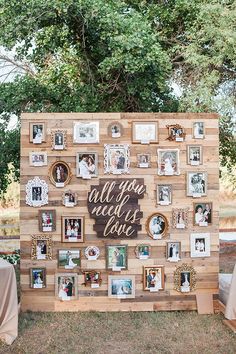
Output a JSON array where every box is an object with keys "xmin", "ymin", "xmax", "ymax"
[
  {"xmin": 173, "ymin": 263, "xmax": 197, "ymax": 293},
  {"xmin": 172, "ymin": 207, "xmax": 189, "ymax": 229},
  {"xmin": 51, "ymin": 129, "xmax": 67, "ymax": 150},
  {"xmin": 31, "ymin": 234, "xmax": 53, "ymax": 260},
  {"xmin": 146, "ymin": 212, "xmax": 168, "ymax": 240},
  {"xmin": 49, "ymin": 161, "xmax": 72, "ymax": 187}
]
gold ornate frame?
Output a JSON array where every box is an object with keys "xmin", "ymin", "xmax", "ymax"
[
  {"xmin": 51, "ymin": 129, "xmax": 67, "ymax": 150},
  {"xmin": 173, "ymin": 263, "xmax": 197, "ymax": 292},
  {"xmin": 31, "ymin": 234, "xmax": 53, "ymax": 260},
  {"xmin": 146, "ymin": 212, "xmax": 168, "ymax": 239},
  {"xmin": 48, "ymin": 161, "xmax": 72, "ymax": 187},
  {"xmin": 172, "ymin": 208, "xmax": 189, "ymax": 229}
]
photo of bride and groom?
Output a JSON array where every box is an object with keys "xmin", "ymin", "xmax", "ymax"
[
  {"xmin": 58, "ymin": 250, "xmax": 81, "ymax": 269},
  {"xmin": 56, "ymin": 275, "xmax": 77, "ymax": 301},
  {"xmin": 167, "ymin": 242, "xmax": 181, "ymax": 262},
  {"xmin": 36, "ymin": 240, "xmax": 47, "ymax": 260}
]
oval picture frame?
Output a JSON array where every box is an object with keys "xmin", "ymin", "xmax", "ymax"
[
  {"xmin": 49, "ymin": 161, "xmax": 72, "ymax": 188},
  {"xmin": 146, "ymin": 212, "xmax": 168, "ymax": 240},
  {"xmin": 107, "ymin": 121, "xmax": 123, "ymax": 139}
]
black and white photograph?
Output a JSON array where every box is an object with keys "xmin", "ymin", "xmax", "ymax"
[
  {"xmin": 108, "ymin": 276, "xmax": 135, "ymax": 298},
  {"xmin": 62, "ymin": 190, "xmax": 77, "ymax": 207},
  {"xmin": 29, "ymin": 152, "xmax": 47, "ymax": 166},
  {"xmin": 137, "ymin": 154, "xmax": 151, "ymax": 168},
  {"xmin": 30, "ymin": 122, "xmax": 45, "ymax": 144},
  {"xmin": 172, "ymin": 208, "xmax": 189, "ymax": 229},
  {"xmin": 157, "ymin": 149, "xmax": 180, "ymax": 176},
  {"xmin": 49, "ymin": 161, "xmax": 71, "ymax": 188},
  {"xmin": 26, "ymin": 176, "xmax": 48, "ymax": 207},
  {"xmin": 32, "ymin": 187, "xmax": 42, "ymax": 202},
  {"xmin": 73, "ymin": 121, "xmax": 99, "ymax": 144},
  {"xmin": 180, "ymin": 272, "xmax": 191, "ymax": 293},
  {"xmin": 193, "ymin": 122, "xmax": 204, "ymax": 139},
  {"xmin": 104, "ymin": 144, "xmax": 130, "ymax": 174},
  {"xmin": 194, "ymin": 202, "xmax": 212, "ymax": 226},
  {"xmin": 76, "ymin": 152, "xmax": 98, "ymax": 178},
  {"xmin": 187, "ymin": 172, "xmax": 207, "ymax": 197},
  {"xmin": 157, "ymin": 185, "xmax": 172, "ymax": 205},
  {"xmin": 166, "ymin": 124, "xmax": 185, "ymax": 141},
  {"xmin": 187, "ymin": 145, "xmax": 202, "ymax": 165},
  {"xmin": 146, "ymin": 213, "xmax": 168, "ymax": 239},
  {"xmin": 190, "ymin": 233, "xmax": 210, "ymax": 257},
  {"xmin": 51, "ymin": 129, "xmax": 67, "ymax": 150},
  {"xmin": 108, "ymin": 121, "xmax": 123, "ymax": 138},
  {"xmin": 55, "ymin": 274, "xmax": 78, "ymax": 301},
  {"xmin": 166, "ymin": 242, "xmax": 181, "ymax": 262}
]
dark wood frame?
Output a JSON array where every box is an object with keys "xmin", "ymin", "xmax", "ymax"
[
  {"xmin": 61, "ymin": 215, "xmax": 85, "ymax": 243},
  {"xmin": 106, "ymin": 244, "xmax": 128, "ymax": 270},
  {"xmin": 166, "ymin": 124, "xmax": 186, "ymax": 141},
  {"xmin": 38, "ymin": 209, "xmax": 56, "ymax": 232},
  {"xmin": 83, "ymin": 270, "xmax": 102, "ymax": 287},
  {"xmin": 29, "ymin": 121, "xmax": 46, "ymax": 143}
]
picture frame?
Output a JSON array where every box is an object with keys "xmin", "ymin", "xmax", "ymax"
[
  {"xmin": 193, "ymin": 121, "xmax": 205, "ymax": 139},
  {"xmin": 166, "ymin": 241, "xmax": 181, "ymax": 262},
  {"xmin": 157, "ymin": 184, "xmax": 172, "ymax": 205},
  {"xmin": 29, "ymin": 152, "xmax": 47, "ymax": 166},
  {"xmin": 193, "ymin": 202, "xmax": 212, "ymax": 226},
  {"xmin": 29, "ymin": 122, "xmax": 46, "ymax": 144},
  {"xmin": 38, "ymin": 209, "xmax": 56, "ymax": 232},
  {"xmin": 108, "ymin": 275, "xmax": 135, "ymax": 298},
  {"xmin": 84, "ymin": 246, "xmax": 100, "ymax": 260},
  {"xmin": 49, "ymin": 161, "xmax": 72, "ymax": 188},
  {"xmin": 31, "ymin": 235, "xmax": 52, "ymax": 260},
  {"xmin": 146, "ymin": 212, "xmax": 168, "ymax": 240},
  {"xmin": 190, "ymin": 233, "xmax": 211, "ymax": 258},
  {"xmin": 172, "ymin": 208, "xmax": 189, "ymax": 229},
  {"xmin": 107, "ymin": 121, "xmax": 123, "ymax": 138},
  {"xmin": 61, "ymin": 215, "xmax": 84, "ymax": 243},
  {"xmin": 51, "ymin": 129, "xmax": 67, "ymax": 150},
  {"xmin": 137, "ymin": 154, "xmax": 151, "ymax": 168},
  {"xmin": 106, "ymin": 245, "xmax": 128, "ymax": 271},
  {"xmin": 166, "ymin": 124, "xmax": 186, "ymax": 142},
  {"xmin": 84, "ymin": 270, "xmax": 102, "ymax": 288},
  {"xmin": 157, "ymin": 149, "xmax": 180, "ymax": 176},
  {"xmin": 58, "ymin": 249, "xmax": 81, "ymax": 269},
  {"xmin": 135, "ymin": 244, "xmax": 151, "ymax": 260},
  {"xmin": 73, "ymin": 121, "xmax": 99, "ymax": 144},
  {"xmin": 132, "ymin": 121, "xmax": 159, "ymax": 144},
  {"xmin": 174, "ymin": 263, "xmax": 197, "ymax": 293},
  {"xmin": 186, "ymin": 172, "xmax": 207, "ymax": 197},
  {"xmin": 25, "ymin": 176, "xmax": 48, "ymax": 207},
  {"xmin": 30, "ymin": 268, "xmax": 46, "ymax": 289},
  {"xmin": 55, "ymin": 273, "xmax": 78, "ymax": 301},
  {"xmin": 187, "ymin": 145, "xmax": 203, "ymax": 166},
  {"xmin": 143, "ymin": 266, "xmax": 165, "ymax": 291},
  {"xmin": 104, "ymin": 144, "xmax": 130, "ymax": 174},
  {"xmin": 62, "ymin": 190, "xmax": 78, "ymax": 208},
  {"xmin": 76, "ymin": 152, "xmax": 98, "ymax": 179}
]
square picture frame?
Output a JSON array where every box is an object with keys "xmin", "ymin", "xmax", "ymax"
[
  {"xmin": 29, "ymin": 122, "xmax": 46, "ymax": 144},
  {"xmin": 62, "ymin": 190, "xmax": 78, "ymax": 208},
  {"xmin": 31, "ymin": 235, "xmax": 52, "ymax": 260},
  {"xmin": 108, "ymin": 275, "xmax": 135, "ymax": 298},
  {"xmin": 38, "ymin": 209, "xmax": 56, "ymax": 232},
  {"xmin": 84, "ymin": 271, "xmax": 102, "ymax": 288},
  {"xmin": 29, "ymin": 152, "xmax": 47, "ymax": 166},
  {"xmin": 132, "ymin": 121, "xmax": 159, "ymax": 144},
  {"xmin": 61, "ymin": 215, "xmax": 84, "ymax": 243},
  {"xmin": 30, "ymin": 268, "xmax": 46, "ymax": 289},
  {"xmin": 73, "ymin": 121, "xmax": 99, "ymax": 144},
  {"xmin": 166, "ymin": 124, "xmax": 186, "ymax": 142},
  {"xmin": 104, "ymin": 144, "xmax": 130, "ymax": 174},
  {"xmin": 186, "ymin": 172, "xmax": 207, "ymax": 197},
  {"xmin": 190, "ymin": 233, "xmax": 210, "ymax": 258},
  {"xmin": 157, "ymin": 184, "xmax": 172, "ymax": 205},
  {"xmin": 157, "ymin": 149, "xmax": 180, "ymax": 176},
  {"xmin": 106, "ymin": 245, "xmax": 128, "ymax": 271},
  {"xmin": 58, "ymin": 249, "xmax": 81, "ymax": 269},
  {"xmin": 51, "ymin": 129, "xmax": 67, "ymax": 150},
  {"xmin": 193, "ymin": 202, "xmax": 212, "ymax": 226},
  {"xmin": 187, "ymin": 145, "xmax": 203, "ymax": 166},
  {"xmin": 137, "ymin": 154, "xmax": 151, "ymax": 168},
  {"xmin": 166, "ymin": 241, "xmax": 181, "ymax": 262},
  {"xmin": 135, "ymin": 244, "xmax": 151, "ymax": 260},
  {"xmin": 55, "ymin": 273, "xmax": 78, "ymax": 301},
  {"xmin": 193, "ymin": 122, "xmax": 205, "ymax": 139},
  {"xmin": 76, "ymin": 152, "xmax": 98, "ymax": 179},
  {"xmin": 143, "ymin": 266, "xmax": 165, "ymax": 291}
]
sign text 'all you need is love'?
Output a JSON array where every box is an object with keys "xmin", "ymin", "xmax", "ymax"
[{"xmin": 87, "ymin": 179, "xmax": 146, "ymax": 238}]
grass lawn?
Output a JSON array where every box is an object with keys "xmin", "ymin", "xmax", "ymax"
[{"xmin": 0, "ymin": 312, "xmax": 236, "ymax": 354}]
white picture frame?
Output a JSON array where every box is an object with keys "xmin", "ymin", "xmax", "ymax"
[
  {"xmin": 76, "ymin": 152, "xmax": 98, "ymax": 179},
  {"xmin": 25, "ymin": 176, "xmax": 48, "ymax": 207},
  {"xmin": 104, "ymin": 144, "xmax": 130, "ymax": 174},
  {"xmin": 29, "ymin": 152, "xmax": 47, "ymax": 166},
  {"xmin": 190, "ymin": 233, "xmax": 210, "ymax": 258},
  {"xmin": 73, "ymin": 121, "xmax": 99, "ymax": 144}
]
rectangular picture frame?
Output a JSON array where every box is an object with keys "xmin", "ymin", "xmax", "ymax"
[
  {"xmin": 143, "ymin": 266, "xmax": 165, "ymax": 291},
  {"xmin": 193, "ymin": 202, "xmax": 212, "ymax": 226},
  {"xmin": 30, "ymin": 267, "xmax": 46, "ymax": 289},
  {"xmin": 73, "ymin": 121, "xmax": 99, "ymax": 144},
  {"xmin": 187, "ymin": 145, "xmax": 203, "ymax": 166},
  {"xmin": 58, "ymin": 249, "xmax": 81, "ymax": 270},
  {"xmin": 186, "ymin": 171, "xmax": 207, "ymax": 197},
  {"xmin": 192, "ymin": 121, "xmax": 205, "ymax": 139},
  {"xmin": 38, "ymin": 209, "xmax": 56, "ymax": 232},
  {"xmin": 132, "ymin": 121, "xmax": 159, "ymax": 144},
  {"xmin": 29, "ymin": 122, "xmax": 46, "ymax": 143},
  {"xmin": 61, "ymin": 215, "xmax": 84, "ymax": 243},
  {"xmin": 29, "ymin": 152, "xmax": 47, "ymax": 166},
  {"xmin": 108, "ymin": 275, "xmax": 135, "ymax": 298}
]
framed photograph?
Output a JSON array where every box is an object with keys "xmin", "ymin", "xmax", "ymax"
[
  {"xmin": 193, "ymin": 202, "xmax": 212, "ymax": 226},
  {"xmin": 31, "ymin": 235, "xmax": 52, "ymax": 260},
  {"xmin": 26, "ymin": 176, "xmax": 48, "ymax": 207},
  {"xmin": 104, "ymin": 144, "xmax": 130, "ymax": 174},
  {"xmin": 166, "ymin": 241, "xmax": 181, "ymax": 262},
  {"xmin": 108, "ymin": 121, "xmax": 123, "ymax": 138},
  {"xmin": 143, "ymin": 266, "xmax": 165, "ymax": 291},
  {"xmin": 73, "ymin": 121, "xmax": 99, "ymax": 144},
  {"xmin": 49, "ymin": 161, "xmax": 72, "ymax": 188},
  {"xmin": 106, "ymin": 245, "xmax": 128, "ymax": 271},
  {"xmin": 29, "ymin": 122, "xmax": 46, "ymax": 144},
  {"xmin": 132, "ymin": 121, "xmax": 158, "ymax": 144},
  {"xmin": 190, "ymin": 233, "xmax": 210, "ymax": 258},
  {"xmin": 135, "ymin": 244, "xmax": 151, "ymax": 260},
  {"xmin": 55, "ymin": 273, "xmax": 78, "ymax": 301},
  {"xmin": 62, "ymin": 190, "xmax": 78, "ymax": 208},
  {"xmin": 61, "ymin": 216, "xmax": 84, "ymax": 243},
  {"xmin": 166, "ymin": 124, "xmax": 186, "ymax": 142},
  {"xmin": 172, "ymin": 208, "xmax": 189, "ymax": 229},
  {"xmin": 51, "ymin": 129, "xmax": 67, "ymax": 150},
  {"xmin": 187, "ymin": 145, "xmax": 203, "ymax": 166},
  {"xmin": 38, "ymin": 209, "xmax": 56, "ymax": 232},
  {"xmin": 30, "ymin": 268, "xmax": 46, "ymax": 289},
  {"xmin": 108, "ymin": 275, "xmax": 135, "ymax": 298},
  {"xmin": 84, "ymin": 271, "xmax": 102, "ymax": 288},
  {"xmin": 174, "ymin": 263, "xmax": 197, "ymax": 293},
  {"xmin": 146, "ymin": 213, "xmax": 168, "ymax": 240},
  {"xmin": 137, "ymin": 154, "xmax": 151, "ymax": 168},
  {"xmin": 157, "ymin": 149, "xmax": 180, "ymax": 176},
  {"xmin": 193, "ymin": 122, "xmax": 205, "ymax": 139},
  {"xmin": 84, "ymin": 246, "xmax": 100, "ymax": 260},
  {"xmin": 187, "ymin": 172, "xmax": 207, "ymax": 197},
  {"xmin": 58, "ymin": 249, "xmax": 81, "ymax": 269},
  {"xmin": 157, "ymin": 184, "xmax": 172, "ymax": 205},
  {"xmin": 76, "ymin": 152, "xmax": 98, "ymax": 179},
  {"xmin": 29, "ymin": 152, "xmax": 47, "ymax": 166}
]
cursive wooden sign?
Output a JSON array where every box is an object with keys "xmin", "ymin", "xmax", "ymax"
[{"xmin": 88, "ymin": 178, "xmax": 146, "ymax": 238}]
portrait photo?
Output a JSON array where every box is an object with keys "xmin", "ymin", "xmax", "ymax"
[
  {"xmin": 31, "ymin": 235, "xmax": 52, "ymax": 261},
  {"xmin": 157, "ymin": 149, "xmax": 180, "ymax": 176},
  {"xmin": 84, "ymin": 271, "xmax": 102, "ymax": 288},
  {"xmin": 104, "ymin": 144, "xmax": 130, "ymax": 174},
  {"xmin": 193, "ymin": 122, "xmax": 205, "ymax": 139},
  {"xmin": 132, "ymin": 121, "xmax": 158, "ymax": 144},
  {"xmin": 85, "ymin": 246, "xmax": 100, "ymax": 260},
  {"xmin": 29, "ymin": 152, "xmax": 47, "ymax": 166},
  {"xmin": 32, "ymin": 187, "xmax": 42, "ymax": 202},
  {"xmin": 108, "ymin": 275, "xmax": 135, "ymax": 298},
  {"xmin": 106, "ymin": 245, "xmax": 128, "ymax": 270},
  {"xmin": 187, "ymin": 172, "xmax": 207, "ymax": 197},
  {"xmin": 58, "ymin": 249, "xmax": 81, "ymax": 269},
  {"xmin": 174, "ymin": 264, "xmax": 196, "ymax": 293},
  {"xmin": 190, "ymin": 233, "xmax": 210, "ymax": 258},
  {"xmin": 76, "ymin": 152, "xmax": 98, "ymax": 178},
  {"xmin": 172, "ymin": 208, "xmax": 189, "ymax": 229},
  {"xmin": 73, "ymin": 121, "xmax": 99, "ymax": 144},
  {"xmin": 187, "ymin": 145, "xmax": 202, "ymax": 165},
  {"xmin": 49, "ymin": 161, "xmax": 72, "ymax": 188},
  {"xmin": 194, "ymin": 202, "xmax": 212, "ymax": 226},
  {"xmin": 108, "ymin": 121, "xmax": 123, "ymax": 138},
  {"xmin": 166, "ymin": 242, "xmax": 181, "ymax": 262},
  {"xmin": 51, "ymin": 129, "xmax": 67, "ymax": 150},
  {"xmin": 30, "ymin": 122, "xmax": 45, "ymax": 144},
  {"xmin": 62, "ymin": 190, "xmax": 77, "ymax": 207},
  {"xmin": 137, "ymin": 154, "xmax": 151, "ymax": 168},
  {"xmin": 146, "ymin": 213, "xmax": 168, "ymax": 239},
  {"xmin": 143, "ymin": 266, "xmax": 164, "ymax": 291},
  {"xmin": 135, "ymin": 244, "xmax": 151, "ymax": 259},
  {"xmin": 180, "ymin": 272, "xmax": 191, "ymax": 293},
  {"xmin": 157, "ymin": 184, "xmax": 172, "ymax": 205},
  {"xmin": 26, "ymin": 176, "xmax": 48, "ymax": 207},
  {"xmin": 55, "ymin": 273, "xmax": 78, "ymax": 301},
  {"xmin": 38, "ymin": 209, "xmax": 56, "ymax": 232},
  {"xmin": 166, "ymin": 124, "xmax": 185, "ymax": 141},
  {"xmin": 30, "ymin": 268, "xmax": 46, "ymax": 289},
  {"xmin": 61, "ymin": 216, "xmax": 84, "ymax": 243}
]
